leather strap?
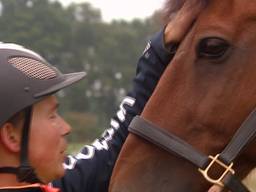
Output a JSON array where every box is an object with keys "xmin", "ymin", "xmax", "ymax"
[
  {"xmin": 129, "ymin": 116, "xmax": 209, "ymax": 168},
  {"xmin": 220, "ymin": 109, "xmax": 256, "ymax": 164},
  {"xmin": 18, "ymin": 106, "xmax": 41, "ymax": 183},
  {"xmin": 129, "ymin": 115, "xmax": 253, "ymax": 192},
  {"xmin": 20, "ymin": 106, "xmax": 32, "ymax": 165},
  {"xmin": 0, "ymin": 166, "xmax": 40, "ymax": 184},
  {"xmin": 0, "ymin": 167, "xmax": 17, "ymax": 174},
  {"xmin": 223, "ymin": 173, "xmax": 250, "ymax": 192}
]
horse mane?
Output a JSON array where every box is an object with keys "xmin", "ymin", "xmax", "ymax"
[{"xmin": 162, "ymin": 0, "xmax": 209, "ymax": 24}]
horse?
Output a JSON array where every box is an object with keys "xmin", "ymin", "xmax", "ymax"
[{"xmin": 109, "ymin": 0, "xmax": 256, "ymax": 191}]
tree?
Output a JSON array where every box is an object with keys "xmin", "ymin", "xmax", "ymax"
[{"xmin": 0, "ymin": 0, "xmax": 162, "ymax": 142}]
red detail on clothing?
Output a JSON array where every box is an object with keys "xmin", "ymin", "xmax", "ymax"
[{"xmin": 40, "ymin": 185, "xmax": 60, "ymax": 192}]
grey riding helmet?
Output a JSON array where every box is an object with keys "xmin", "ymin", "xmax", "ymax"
[{"xmin": 0, "ymin": 43, "xmax": 86, "ymax": 183}]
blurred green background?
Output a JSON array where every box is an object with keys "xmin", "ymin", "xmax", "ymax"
[{"xmin": 0, "ymin": 0, "xmax": 162, "ymax": 153}]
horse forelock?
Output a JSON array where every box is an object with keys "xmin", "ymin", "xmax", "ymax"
[{"xmin": 162, "ymin": 0, "xmax": 209, "ymax": 23}]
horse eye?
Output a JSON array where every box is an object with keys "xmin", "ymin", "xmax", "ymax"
[{"xmin": 197, "ymin": 37, "xmax": 230, "ymax": 59}]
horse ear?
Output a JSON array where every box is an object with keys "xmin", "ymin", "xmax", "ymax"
[{"xmin": 0, "ymin": 122, "xmax": 21, "ymax": 152}]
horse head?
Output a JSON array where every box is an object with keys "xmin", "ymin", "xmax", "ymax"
[{"xmin": 110, "ymin": 0, "xmax": 256, "ymax": 191}]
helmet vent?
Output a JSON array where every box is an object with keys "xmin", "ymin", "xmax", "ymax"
[{"xmin": 8, "ymin": 57, "xmax": 57, "ymax": 80}]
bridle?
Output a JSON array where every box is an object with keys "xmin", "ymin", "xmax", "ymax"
[{"xmin": 128, "ymin": 108, "xmax": 256, "ymax": 192}]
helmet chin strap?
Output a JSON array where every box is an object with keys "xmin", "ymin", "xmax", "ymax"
[{"xmin": 0, "ymin": 106, "xmax": 42, "ymax": 184}]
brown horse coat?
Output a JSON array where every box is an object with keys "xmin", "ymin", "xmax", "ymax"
[{"xmin": 110, "ymin": 0, "xmax": 256, "ymax": 191}]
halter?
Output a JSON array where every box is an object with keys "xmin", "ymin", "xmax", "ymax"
[{"xmin": 128, "ymin": 108, "xmax": 256, "ymax": 192}]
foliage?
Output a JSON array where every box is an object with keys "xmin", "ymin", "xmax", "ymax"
[
  {"xmin": 63, "ymin": 111, "xmax": 101, "ymax": 142},
  {"xmin": 0, "ymin": 0, "xmax": 161, "ymax": 143}
]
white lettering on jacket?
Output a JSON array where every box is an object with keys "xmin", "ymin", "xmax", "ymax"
[{"xmin": 64, "ymin": 96, "xmax": 135, "ymax": 170}]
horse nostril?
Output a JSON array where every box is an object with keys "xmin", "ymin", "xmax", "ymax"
[{"xmin": 197, "ymin": 37, "xmax": 230, "ymax": 60}]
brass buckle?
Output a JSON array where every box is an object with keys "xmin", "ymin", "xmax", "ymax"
[{"xmin": 198, "ymin": 154, "xmax": 235, "ymax": 187}]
